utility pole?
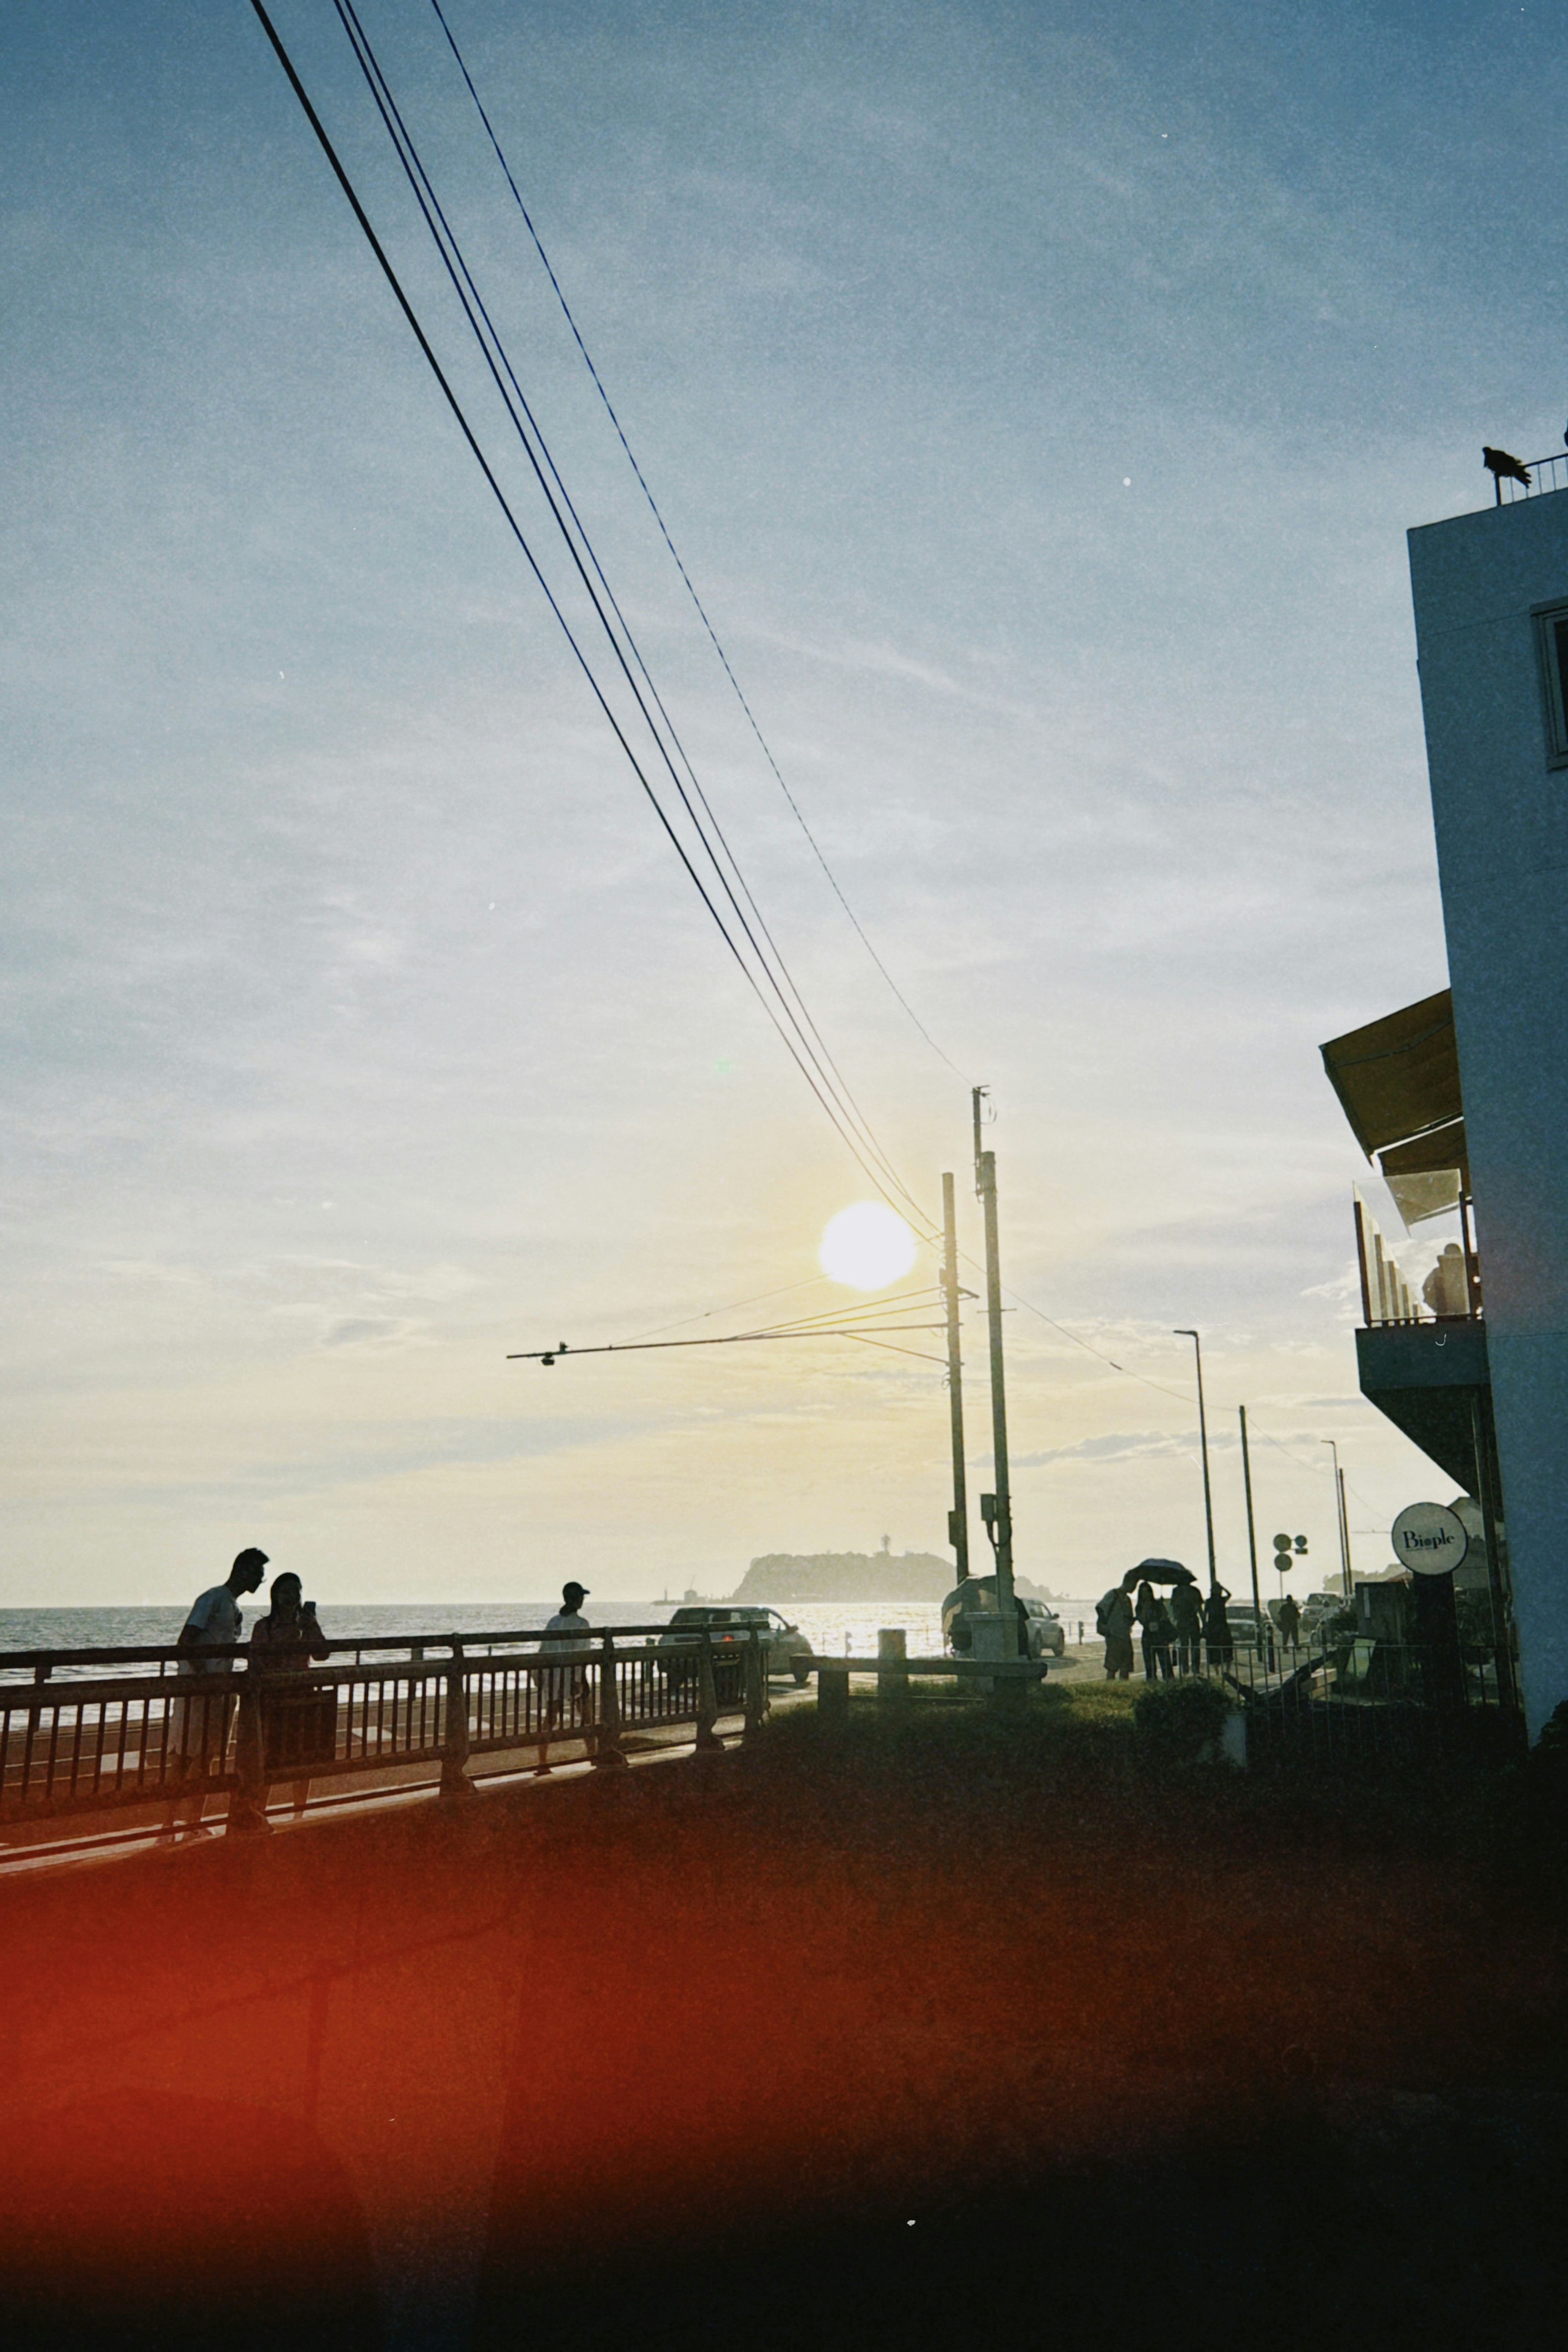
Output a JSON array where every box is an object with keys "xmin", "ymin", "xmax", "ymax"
[
  {"xmin": 1468, "ymin": 1392, "xmax": 1519, "ymax": 1718},
  {"xmin": 973, "ymin": 1089, "xmax": 1016, "ymax": 1644},
  {"xmin": 941, "ymin": 1172, "xmax": 970, "ymax": 1584},
  {"xmin": 1323, "ymin": 1440, "xmax": 1352, "ymax": 1595},
  {"xmin": 1238, "ymin": 1405, "xmax": 1262, "ymax": 1627},
  {"xmin": 1175, "ymin": 1330, "xmax": 1219, "ymax": 1592}
]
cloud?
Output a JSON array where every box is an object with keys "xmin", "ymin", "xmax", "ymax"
[
  {"xmin": 317, "ymin": 1317, "xmax": 428, "ymax": 1351},
  {"xmin": 1011, "ymin": 1430, "xmax": 1201, "ymax": 1470}
]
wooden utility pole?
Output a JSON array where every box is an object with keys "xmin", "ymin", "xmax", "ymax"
[
  {"xmin": 1175, "ymin": 1330, "xmax": 1219, "ymax": 1592},
  {"xmin": 1323, "ymin": 1440, "xmax": 1351, "ymax": 1594},
  {"xmin": 973, "ymin": 1089, "xmax": 1016, "ymax": 1643},
  {"xmin": 941, "ymin": 1172, "xmax": 971, "ymax": 1584},
  {"xmin": 1239, "ymin": 1405, "xmax": 1262, "ymax": 1627}
]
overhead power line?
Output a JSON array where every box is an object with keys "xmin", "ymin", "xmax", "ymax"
[
  {"xmin": 254, "ymin": 8, "xmax": 1348, "ymax": 1472},
  {"xmin": 329, "ymin": 0, "xmax": 925, "ymax": 1228},
  {"xmin": 250, "ymin": 0, "xmax": 932, "ymax": 1233},
  {"xmin": 509, "ymin": 1285, "xmax": 951, "ymax": 1366},
  {"xmin": 426, "ymin": 0, "xmax": 969, "ymax": 1085},
  {"xmin": 334, "ymin": 0, "xmax": 923, "ymax": 1224}
]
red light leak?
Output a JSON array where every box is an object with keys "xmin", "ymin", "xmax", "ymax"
[{"xmin": 0, "ymin": 1755, "xmax": 1550, "ymax": 2324}]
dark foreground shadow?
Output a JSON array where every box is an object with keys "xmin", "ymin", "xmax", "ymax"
[
  {"xmin": 475, "ymin": 2081, "xmax": 1568, "ymax": 2352},
  {"xmin": 0, "ymin": 2091, "xmax": 382, "ymax": 2352}
]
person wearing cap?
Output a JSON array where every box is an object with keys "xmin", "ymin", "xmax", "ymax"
[
  {"xmin": 541, "ymin": 1581, "xmax": 592, "ymax": 1732},
  {"xmin": 158, "ymin": 1546, "xmax": 270, "ymax": 1843}
]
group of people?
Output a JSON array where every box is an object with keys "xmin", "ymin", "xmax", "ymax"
[
  {"xmin": 158, "ymin": 1555, "xmax": 600, "ymax": 1840},
  {"xmin": 159, "ymin": 1548, "xmax": 331, "ymax": 1842},
  {"xmin": 1097, "ymin": 1567, "xmax": 1237, "ymax": 1682}
]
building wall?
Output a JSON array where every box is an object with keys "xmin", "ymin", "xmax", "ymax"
[{"xmin": 1408, "ymin": 490, "xmax": 1568, "ymax": 1736}]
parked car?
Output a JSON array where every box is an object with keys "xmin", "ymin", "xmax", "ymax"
[
  {"xmin": 654, "ymin": 1605, "xmax": 814, "ymax": 1686},
  {"xmin": 1223, "ymin": 1604, "xmax": 1276, "ymax": 1661},
  {"xmin": 1300, "ymin": 1591, "xmax": 1351, "ymax": 1642},
  {"xmin": 941, "ymin": 1579, "xmax": 1065, "ymax": 1662}
]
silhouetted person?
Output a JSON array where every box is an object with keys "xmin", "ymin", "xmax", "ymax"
[
  {"xmin": 1203, "ymin": 1581, "xmax": 1234, "ymax": 1670},
  {"xmin": 1097, "ymin": 1576, "xmax": 1136, "ymax": 1680},
  {"xmin": 1169, "ymin": 1577, "xmax": 1204, "ymax": 1674},
  {"xmin": 1136, "ymin": 1581, "xmax": 1174, "ymax": 1680},
  {"xmin": 1278, "ymin": 1592, "xmax": 1302, "ymax": 1653},
  {"xmin": 159, "ymin": 1547, "xmax": 269, "ymax": 1843},
  {"xmin": 539, "ymin": 1581, "xmax": 592, "ymax": 1760},
  {"xmin": 1423, "ymin": 1241, "xmax": 1468, "ymax": 1317},
  {"xmin": 248, "ymin": 1571, "xmax": 332, "ymax": 1820},
  {"xmin": 1483, "ymin": 445, "xmax": 1531, "ymax": 501}
]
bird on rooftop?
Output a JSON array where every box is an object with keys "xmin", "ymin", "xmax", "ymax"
[{"xmin": 1483, "ymin": 445, "xmax": 1532, "ymax": 489}]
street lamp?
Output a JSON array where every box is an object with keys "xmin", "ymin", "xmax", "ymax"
[
  {"xmin": 1174, "ymin": 1330, "xmax": 1219, "ymax": 1593},
  {"xmin": 1321, "ymin": 1439, "xmax": 1353, "ymax": 1595}
]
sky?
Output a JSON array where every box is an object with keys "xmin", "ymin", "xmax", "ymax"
[{"xmin": 4, "ymin": 0, "xmax": 1563, "ymax": 1608}]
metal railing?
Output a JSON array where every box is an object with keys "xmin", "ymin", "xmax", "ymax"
[
  {"xmin": 1352, "ymin": 1190, "xmax": 1480, "ymax": 1327},
  {"xmin": 0, "ymin": 1623, "xmax": 770, "ymax": 1833},
  {"xmin": 1210, "ymin": 1637, "xmax": 1515, "ymax": 1768},
  {"xmin": 1354, "ymin": 1191, "xmax": 1430, "ymax": 1325},
  {"xmin": 800, "ymin": 1633, "xmax": 1518, "ymax": 1770},
  {"xmin": 1497, "ymin": 450, "xmax": 1568, "ymax": 504}
]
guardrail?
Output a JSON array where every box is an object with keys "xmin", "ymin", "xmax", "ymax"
[
  {"xmin": 796, "ymin": 1648, "xmax": 1054, "ymax": 1721},
  {"xmin": 0, "ymin": 1624, "xmax": 770, "ymax": 1833},
  {"xmin": 1497, "ymin": 450, "xmax": 1568, "ymax": 504}
]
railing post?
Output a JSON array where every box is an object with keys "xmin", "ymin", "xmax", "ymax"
[
  {"xmin": 695, "ymin": 1631, "xmax": 724, "ymax": 1751},
  {"xmin": 743, "ymin": 1627, "xmax": 768, "ymax": 1740},
  {"xmin": 228, "ymin": 1675, "xmax": 270, "ymax": 1836},
  {"xmin": 592, "ymin": 1633, "xmax": 629, "ymax": 1771},
  {"xmin": 441, "ymin": 1638, "xmax": 475, "ymax": 1802},
  {"xmin": 818, "ymin": 1661, "xmax": 850, "ymax": 1726},
  {"xmin": 877, "ymin": 1627, "xmax": 908, "ymax": 1702}
]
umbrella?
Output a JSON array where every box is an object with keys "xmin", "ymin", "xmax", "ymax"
[{"xmin": 1129, "ymin": 1558, "xmax": 1196, "ymax": 1585}]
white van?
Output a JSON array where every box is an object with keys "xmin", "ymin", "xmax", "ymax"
[{"xmin": 941, "ymin": 1578, "xmax": 1065, "ymax": 1662}]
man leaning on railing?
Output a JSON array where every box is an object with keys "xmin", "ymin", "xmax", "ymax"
[{"xmin": 158, "ymin": 1547, "xmax": 269, "ymax": 1846}]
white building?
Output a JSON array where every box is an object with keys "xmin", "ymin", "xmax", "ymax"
[{"xmin": 1407, "ymin": 457, "xmax": 1568, "ymax": 1737}]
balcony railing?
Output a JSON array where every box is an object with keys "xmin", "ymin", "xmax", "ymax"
[
  {"xmin": 1496, "ymin": 449, "xmax": 1568, "ymax": 504},
  {"xmin": 1353, "ymin": 1189, "xmax": 1479, "ymax": 1327}
]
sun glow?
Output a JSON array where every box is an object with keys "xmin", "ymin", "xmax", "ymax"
[{"xmin": 818, "ymin": 1203, "xmax": 917, "ymax": 1290}]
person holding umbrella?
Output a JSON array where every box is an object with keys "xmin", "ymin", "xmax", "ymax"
[{"xmin": 1135, "ymin": 1579, "xmax": 1175, "ymax": 1681}]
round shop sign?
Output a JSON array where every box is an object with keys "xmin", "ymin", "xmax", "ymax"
[{"xmin": 1390, "ymin": 1501, "xmax": 1470, "ymax": 1577}]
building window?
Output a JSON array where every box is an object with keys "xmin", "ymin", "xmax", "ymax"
[{"xmin": 1532, "ymin": 601, "xmax": 1568, "ymax": 767}]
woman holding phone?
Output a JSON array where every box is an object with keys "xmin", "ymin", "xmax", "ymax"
[{"xmin": 249, "ymin": 1571, "xmax": 334, "ymax": 1820}]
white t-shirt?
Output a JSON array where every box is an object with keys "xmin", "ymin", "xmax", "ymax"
[
  {"xmin": 178, "ymin": 1584, "xmax": 243, "ymax": 1675},
  {"xmin": 541, "ymin": 1607, "xmax": 589, "ymax": 1691}
]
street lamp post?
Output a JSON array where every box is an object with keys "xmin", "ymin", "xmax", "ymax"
[
  {"xmin": 1174, "ymin": 1330, "xmax": 1219, "ymax": 1593},
  {"xmin": 1322, "ymin": 1440, "xmax": 1352, "ymax": 1595}
]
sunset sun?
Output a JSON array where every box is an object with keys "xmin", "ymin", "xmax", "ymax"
[{"xmin": 818, "ymin": 1202, "xmax": 917, "ymax": 1290}]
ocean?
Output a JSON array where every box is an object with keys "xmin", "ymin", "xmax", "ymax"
[{"xmin": 0, "ymin": 1597, "xmax": 1103, "ymax": 1683}]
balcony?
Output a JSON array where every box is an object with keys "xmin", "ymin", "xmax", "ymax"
[
  {"xmin": 1494, "ymin": 449, "xmax": 1568, "ymax": 505},
  {"xmin": 1352, "ymin": 1192, "xmax": 1478, "ymax": 1329},
  {"xmin": 1319, "ymin": 989, "xmax": 1488, "ymax": 1490},
  {"xmin": 1349, "ymin": 1190, "xmax": 1488, "ymax": 1488}
]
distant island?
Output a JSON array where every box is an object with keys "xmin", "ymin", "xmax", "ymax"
[{"xmin": 731, "ymin": 1549, "xmax": 1065, "ymax": 1605}]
